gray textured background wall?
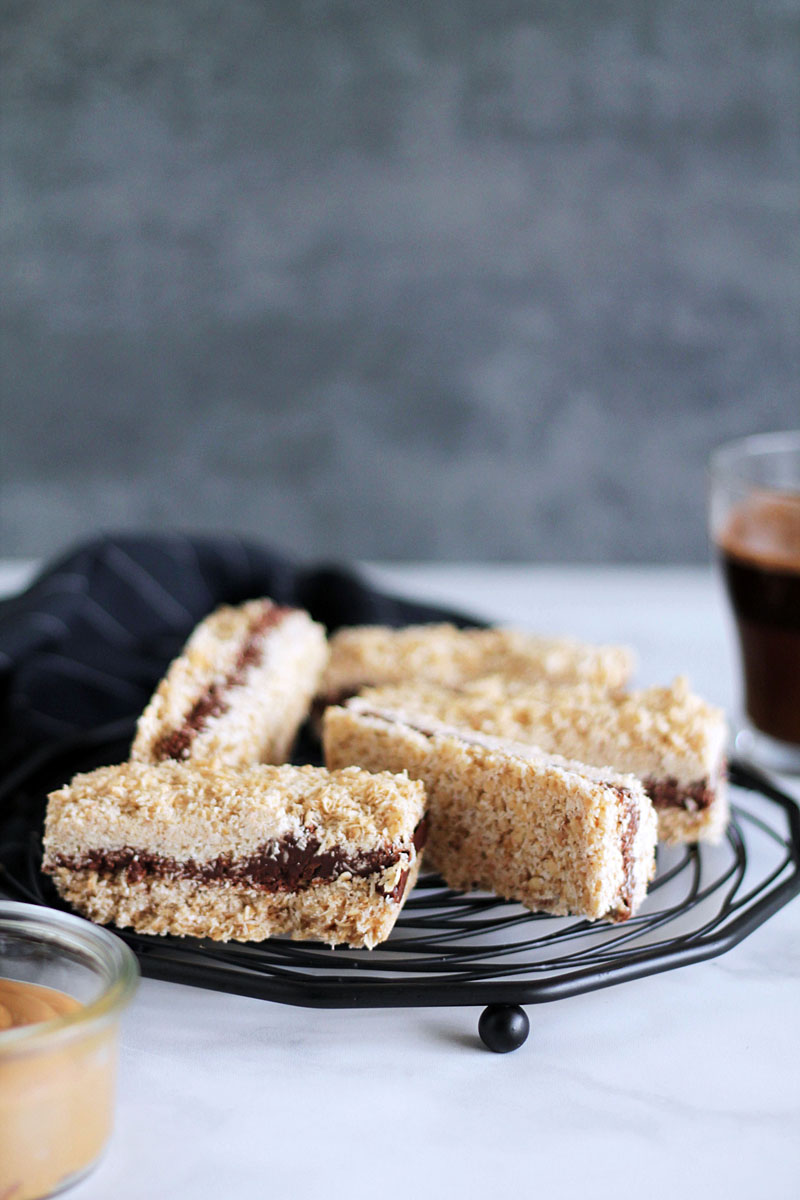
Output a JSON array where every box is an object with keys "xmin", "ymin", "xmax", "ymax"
[{"xmin": 2, "ymin": 0, "xmax": 798, "ymax": 563}]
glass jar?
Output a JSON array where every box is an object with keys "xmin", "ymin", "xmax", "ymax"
[
  {"xmin": 0, "ymin": 901, "xmax": 139, "ymax": 1199},
  {"xmin": 709, "ymin": 431, "xmax": 800, "ymax": 771}
]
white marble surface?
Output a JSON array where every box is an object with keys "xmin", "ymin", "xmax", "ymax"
[{"xmin": 3, "ymin": 563, "xmax": 799, "ymax": 1200}]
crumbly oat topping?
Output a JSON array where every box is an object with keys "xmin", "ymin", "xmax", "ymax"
[{"xmin": 320, "ymin": 624, "xmax": 635, "ymax": 699}]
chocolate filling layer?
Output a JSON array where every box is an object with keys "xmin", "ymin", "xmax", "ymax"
[
  {"xmin": 51, "ymin": 820, "xmax": 427, "ymax": 902},
  {"xmin": 153, "ymin": 604, "xmax": 291, "ymax": 761},
  {"xmin": 644, "ymin": 776, "xmax": 716, "ymax": 813},
  {"xmin": 614, "ymin": 789, "xmax": 639, "ymax": 922}
]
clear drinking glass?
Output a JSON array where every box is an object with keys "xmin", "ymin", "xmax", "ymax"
[
  {"xmin": 708, "ymin": 431, "xmax": 800, "ymax": 772},
  {"xmin": 0, "ymin": 901, "xmax": 139, "ymax": 1199}
]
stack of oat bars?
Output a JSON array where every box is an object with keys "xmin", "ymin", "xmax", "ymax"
[{"xmin": 43, "ymin": 600, "xmax": 728, "ymax": 948}]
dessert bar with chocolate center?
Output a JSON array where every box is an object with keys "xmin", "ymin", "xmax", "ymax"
[
  {"xmin": 324, "ymin": 702, "xmax": 657, "ymax": 923},
  {"xmin": 43, "ymin": 762, "xmax": 427, "ymax": 948}
]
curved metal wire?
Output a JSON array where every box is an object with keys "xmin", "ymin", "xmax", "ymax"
[{"xmin": 1, "ymin": 727, "xmax": 798, "ymax": 1010}]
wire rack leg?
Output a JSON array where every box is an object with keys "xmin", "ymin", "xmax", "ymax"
[{"xmin": 478, "ymin": 1004, "xmax": 530, "ymax": 1053}]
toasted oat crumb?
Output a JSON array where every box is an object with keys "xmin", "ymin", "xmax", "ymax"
[{"xmin": 320, "ymin": 624, "xmax": 635, "ymax": 699}]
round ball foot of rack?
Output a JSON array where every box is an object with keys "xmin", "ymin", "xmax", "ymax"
[{"xmin": 478, "ymin": 1004, "xmax": 530, "ymax": 1053}]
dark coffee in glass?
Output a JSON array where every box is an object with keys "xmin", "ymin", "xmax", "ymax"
[{"xmin": 710, "ymin": 433, "xmax": 800, "ymax": 769}]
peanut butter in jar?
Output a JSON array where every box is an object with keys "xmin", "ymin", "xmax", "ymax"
[
  {"xmin": 0, "ymin": 979, "xmax": 118, "ymax": 1200},
  {"xmin": 0, "ymin": 903, "xmax": 138, "ymax": 1200}
]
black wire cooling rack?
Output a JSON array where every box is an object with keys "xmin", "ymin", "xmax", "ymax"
[{"xmin": 2, "ymin": 719, "xmax": 799, "ymax": 1051}]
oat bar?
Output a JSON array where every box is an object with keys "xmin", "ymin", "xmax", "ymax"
[
  {"xmin": 323, "ymin": 702, "xmax": 657, "ymax": 922},
  {"xmin": 131, "ymin": 598, "xmax": 328, "ymax": 767},
  {"xmin": 43, "ymin": 762, "xmax": 427, "ymax": 949},
  {"xmin": 318, "ymin": 623, "xmax": 635, "ymax": 708}
]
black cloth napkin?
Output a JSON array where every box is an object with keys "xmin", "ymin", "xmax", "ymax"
[{"xmin": 0, "ymin": 534, "xmax": 479, "ymax": 775}]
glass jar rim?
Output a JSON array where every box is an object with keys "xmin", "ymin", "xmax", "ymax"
[
  {"xmin": 708, "ymin": 430, "xmax": 800, "ymax": 487},
  {"xmin": 0, "ymin": 901, "xmax": 139, "ymax": 1056}
]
